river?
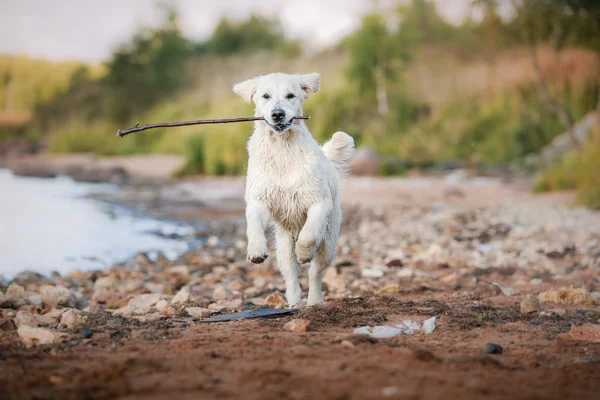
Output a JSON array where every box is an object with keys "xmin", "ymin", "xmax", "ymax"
[{"xmin": 0, "ymin": 169, "xmax": 196, "ymax": 279}]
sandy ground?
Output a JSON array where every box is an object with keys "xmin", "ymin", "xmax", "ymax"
[
  {"xmin": 1, "ymin": 295, "xmax": 599, "ymax": 400},
  {"xmin": 1, "ymin": 157, "xmax": 599, "ymax": 400}
]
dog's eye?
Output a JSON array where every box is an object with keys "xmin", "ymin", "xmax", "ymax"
[
  {"xmin": 286, "ymin": 93, "xmax": 295, "ymax": 99},
  {"xmin": 262, "ymin": 94, "xmax": 270, "ymax": 99}
]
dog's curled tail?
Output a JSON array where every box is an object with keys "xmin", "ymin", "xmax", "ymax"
[{"xmin": 322, "ymin": 131, "xmax": 355, "ymax": 178}]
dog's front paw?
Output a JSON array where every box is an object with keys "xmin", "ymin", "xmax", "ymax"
[
  {"xmin": 249, "ymin": 254, "xmax": 268, "ymax": 264},
  {"xmin": 247, "ymin": 242, "xmax": 268, "ymax": 264},
  {"xmin": 295, "ymin": 241, "xmax": 316, "ymax": 264}
]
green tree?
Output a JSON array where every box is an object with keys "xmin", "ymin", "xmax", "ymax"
[
  {"xmin": 397, "ymin": 0, "xmax": 458, "ymax": 46},
  {"xmin": 204, "ymin": 15, "xmax": 297, "ymax": 56},
  {"xmin": 105, "ymin": 5, "xmax": 191, "ymax": 122},
  {"xmin": 345, "ymin": 14, "xmax": 410, "ymax": 116}
]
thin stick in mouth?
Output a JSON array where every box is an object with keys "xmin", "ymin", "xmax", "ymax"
[{"xmin": 116, "ymin": 116, "xmax": 310, "ymax": 138}]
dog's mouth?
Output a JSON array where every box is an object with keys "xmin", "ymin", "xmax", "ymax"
[{"xmin": 268, "ymin": 119, "xmax": 294, "ymax": 133}]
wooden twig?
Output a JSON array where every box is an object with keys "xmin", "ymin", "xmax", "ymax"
[{"xmin": 116, "ymin": 116, "xmax": 310, "ymax": 138}]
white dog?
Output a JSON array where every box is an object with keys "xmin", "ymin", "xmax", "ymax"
[{"xmin": 233, "ymin": 72, "xmax": 354, "ymax": 306}]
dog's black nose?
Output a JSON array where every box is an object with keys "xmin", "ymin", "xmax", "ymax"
[{"xmin": 271, "ymin": 109, "xmax": 285, "ymax": 123}]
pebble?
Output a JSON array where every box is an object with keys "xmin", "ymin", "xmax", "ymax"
[
  {"xmin": 41, "ymin": 285, "xmax": 77, "ymax": 308},
  {"xmin": 264, "ymin": 292, "xmax": 286, "ymax": 308},
  {"xmin": 171, "ymin": 289, "xmax": 193, "ymax": 306},
  {"xmin": 94, "ymin": 275, "xmax": 117, "ymax": 289},
  {"xmin": 156, "ymin": 299, "xmax": 169, "ymax": 312},
  {"xmin": 6, "ymin": 284, "xmax": 25, "ymax": 298},
  {"xmin": 113, "ymin": 306, "xmax": 135, "ymax": 317},
  {"xmin": 485, "ymin": 343, "xmax": 503, "ymax": 354},
  {"xmin": 18, "ymin": 325, "xmax": 68, "ymax": 347},
  {"xmin": 79, "ymin": 327, "xmax": 94, "ymax": 339},
  {"xmin": 361, "ymin": 268, "xmax": 384, "ymax": 278},
  {"xmin": 283, "ymin": 319, "xmax": 310, "ymax": 333},
  {"xmin": 128, "ymin": 293, "xmax": 162, "ymax": 309},
  {"xmin": 60, "ymin": 309, "xmax": 85, "ymax": 328},
  {"xmin": 520, "ymin": 295, "xmax": 545, "ymax": 314}
]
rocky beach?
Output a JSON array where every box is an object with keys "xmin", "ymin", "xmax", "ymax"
[{"xmin": 1, "ymin": 161, "xmax": 600, "ymax": 399}]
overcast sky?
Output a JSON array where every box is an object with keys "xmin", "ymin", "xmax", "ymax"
[{"xmin": 0, "ymin": 0, "xmax": 510, "ymax": 62}]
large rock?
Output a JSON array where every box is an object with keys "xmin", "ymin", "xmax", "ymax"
[
  {"xmin": 41, "ymin": 285, "xmax": 77, "ymax": 308},
  {"xmin": 350, "ymin": 147, "xmax": 380, "ymax": 176},
  {"xmin": 17, "ymin": 325, "xmax": 68, "ymax": 347},
  {"xmin": 538, "ymin": 289, "xmax": 593, "ymax": 306}
]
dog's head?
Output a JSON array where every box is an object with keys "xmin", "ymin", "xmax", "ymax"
[{"xmin": 233, "ymin": 72, "xmax": 320, "ymax": 134}]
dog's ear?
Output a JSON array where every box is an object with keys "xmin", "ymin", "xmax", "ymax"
[
  {"xmin": 233, "ymin": 78, "xmax": 257, "ymax": 103},
  {"xmin": 300, "ymin": 73, "xmax": 321, "ymax": 95}
]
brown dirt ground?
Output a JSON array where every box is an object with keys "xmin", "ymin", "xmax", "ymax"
[{"xmin": 2, "ymin": 293, "xmax": 599, "ymax": 400}]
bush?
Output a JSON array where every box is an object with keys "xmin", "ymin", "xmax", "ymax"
[{"xmin": 533, "ymin": 134, "xmax": 600, "ymax": 209}]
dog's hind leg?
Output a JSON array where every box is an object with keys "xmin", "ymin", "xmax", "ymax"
[
  {"xmin": 296, "ymin": 200, "xmax": 332, "ymax": 264},
  {"xmin": 275, "ymin": 226, "xmax": 302, "ymax": 306},
  {"xmin": 307, "ymin": 203, "xmax": 341, "ymax": 306}
]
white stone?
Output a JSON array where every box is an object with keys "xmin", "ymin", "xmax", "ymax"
[
  {"xmin": 94, "ymin": 275, "xmax": 117, "ymax": 289},
  {"xmin": 207, "ymin": 236, "xmax": 220, "ymax": 247},
  {"xmin": 41, "ymin": 285, "xmax": 76, "ymax": 308},
  {"xmin": 171, "ymin": 289, "xmax": 193, "ymax": 306},
  {"xmin": 18, "ymin": 325, "xmax": 68, "ymax": 347},
  {"xmin": 128, "ymin": 293, "xmax": 162, "ymax": 309},
  {"xmin": 354, "ymin": 326, "xmax": 403, "ymax": 339},
  {"xmin": 113, "ymin": 305, "xmax": 135, "ymax": 317},
  {"xmin": 422, "ymin": 317, "xmax": 436, "ymax": 334},
  {"xmin": 156, "ymin": 299, "xmax": 169, "ymax": 312},
  {"xmin": 6, "ymin": 284, "xmax": 25, "ymax": 298},
  {"xmin": 60, "ymin": 309, "xmax": 85, "ymax": 328},
  {"xmin": 361, "ymin": 268, "xmax": 384, "ymax": 278}
]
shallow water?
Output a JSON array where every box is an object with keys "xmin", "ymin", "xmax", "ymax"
[{"xmin": 0, "ymin": 169, "xmax": 196, "ymax": 279}]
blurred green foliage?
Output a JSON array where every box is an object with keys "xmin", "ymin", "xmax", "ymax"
[
  {"xmin": 1, "ymin": 0, "xmax": 600, "ymax": 207},
  {"xmin": 533, "ymin": 133, "xmax": 600, "ymax": 209}
]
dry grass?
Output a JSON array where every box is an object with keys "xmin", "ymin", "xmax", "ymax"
[{"xmin": 407, "ymin": 46, "xmax": 600, "ymax": 112}]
